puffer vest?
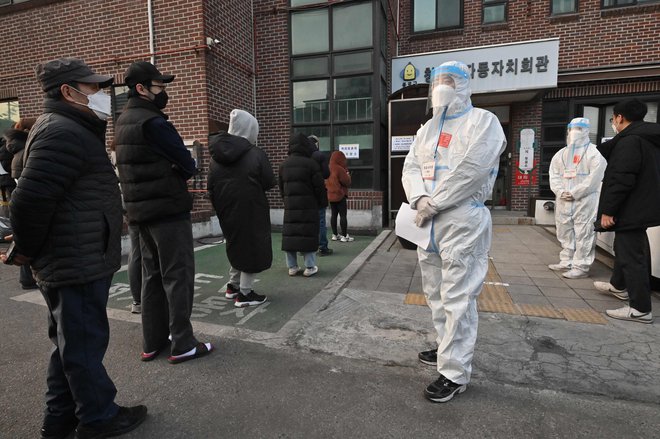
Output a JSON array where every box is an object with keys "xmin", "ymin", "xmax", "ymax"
[{"xmin": 114, "ymin": 98, "xmax": 192, "ymax": 223}]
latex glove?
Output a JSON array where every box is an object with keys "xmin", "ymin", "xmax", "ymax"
[
  {"xmin": 560, "ymin": 192, "xmax": 574, "ymax": 201},
  {"xmin": 414, "ymin": 196, "xmax": 437, "ymax": 227}
]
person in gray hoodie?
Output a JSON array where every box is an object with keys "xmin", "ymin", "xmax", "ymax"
[{"xmin": 208, "ymin": 109, "xmax": 275, "ymax": 307}]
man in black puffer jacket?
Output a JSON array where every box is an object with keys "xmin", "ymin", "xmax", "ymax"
[
  {"xmin": 114, "ymin": 61, "xmax": 212, "ymax": 365},
  {"xmin": 595, "ymin": 98, "xmax": 660, "ymax": 325},
  {"xmin": 1, "ymin": 58, "xmax": 146, "ymax": 439}
]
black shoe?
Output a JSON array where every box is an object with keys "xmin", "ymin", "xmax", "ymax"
[
  {"xmin": 418, "ymin": 349, "xmax": 437, "ymax": 366},
  {"xmin": 424, "ymin": 376, "xmax": 467, "ymax": 403},
  {"xmin": 41, "ymin": 415, "xmax": 78, "ymax": 439},
  {"xmin": 234, "ymin": 290, "xmax": 267, "ymax": 308},
  {"xmin": 22, "ymin": 283, "xmax": 39, "ymax": 290},
  {"xmin": 318, "ymin": 247, "xmax": 333, "ymax": 256},
  {"xmin": 225, "ymin": 283, "xmax": 239, "ymax": 299},
  {"xmin": 75, "ymin": 405, "xmax": 147, "ymax": 439}
]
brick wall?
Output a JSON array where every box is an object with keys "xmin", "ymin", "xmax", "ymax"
[{"xmin": 397, "ymin": 0, "xmax": 660, "ymax": 71}]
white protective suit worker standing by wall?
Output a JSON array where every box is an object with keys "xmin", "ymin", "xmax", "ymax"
[
  {"xmin": 548, "ymin": 117, "xmax": 606, "ymax": 279},
  {"xmin": 401, "ymin": 61, "xmax": 506, "ymax": 403}
]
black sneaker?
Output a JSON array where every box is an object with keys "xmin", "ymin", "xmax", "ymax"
[
  {"xmin": 418, "ymin": 349, "xmax": 437, "ymax": 366},
  {"xmin": 41, "ymin": 414, "xmax": 78, "ymax": 439},
  {"xmin": 424, "ymin": 376, "xmax": 467, "ymax": 403},
  {"xmin": 225, "ymin": 283, "xmax": 239, "ymax": 299},
  {"xmin": 234, "ymin": 290, "xmax": 267, "ymax": 308},
  {"xmin": 318, "ymin": 247, "xmax": 333, "ymax": 256},
  {"xmin": 75, "ymin": 405, "xmax": 147, "ymax": 439}
]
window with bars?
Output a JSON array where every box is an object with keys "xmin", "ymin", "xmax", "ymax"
[
  {"xmin": 483, "ymin": 0, "xmax": 507, "ymax": 24},
  {"xmin": 412, "ymin": 0, "xmax": 463, "ymax": 32}
]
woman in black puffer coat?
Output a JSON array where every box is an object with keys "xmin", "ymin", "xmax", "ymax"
[{"xmin": 278, "ymin": 133, "xmax": 328, "ymax": 276}]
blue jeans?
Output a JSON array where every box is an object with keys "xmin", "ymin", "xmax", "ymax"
[
  {"xmin": 40, "ymin": 276, "xmax": 119, "ymax": 425},
  {"xmin": 286, "ymin": 251, "xmax": 316, "ymax": 269},
  {"xmin": 319, "ymin": 208, "xmax": 328, "ymax": 250}
]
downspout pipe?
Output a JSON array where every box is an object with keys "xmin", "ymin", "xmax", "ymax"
[{"xmin": 148, "ymin": 0, "xmax": 155, "ymax": 64}]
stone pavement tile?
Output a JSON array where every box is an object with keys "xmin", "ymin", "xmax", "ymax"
[
  {"xmin": 584, "ymin": 298, "xmax": 628, "ymax": 313},
  {"xmin": 507, "ymin": 292, "xmax": 552, "ymax": 306},
  {"xmin": 533, "ymin": 277, "xmax": 568, "ymax": 288},
  {"xmin": 515, "ymin": 303, "xmax": 564, "ymax": 319},
  {"xmin": 499, "ymin": 275, "xmax": 535, "ymax": 286},
  {"xmin": 538, "ymin": 286, "xmax": 581, "ymax": 299},
  {"xmin": 346, "ymin": 277, "xmax": 381, "ymax": 291},
  {"xmin": 377, "ymin": 276, "xmax": 412, "ymax": 294},
  {"xmin": 507, "ymin": 284, "xmax": 543, "ymax": 295},
  {"xmin": 546, "ymin": 297, "xmax": 591, "ymax": 309},
  {"xmin": 524, "ymin": 270, "xmax": 560, "ymax": 279},
  {"xmin": 492, "ymin": 262, "xmax": 522, "ymax": 271},
  {"xmin": 409, "ymin": 277, "xmax": 423, "ymax": 293},
  {"xmin": 520, "ymin": 264, "xmax": 551, "ymax": 272},
  {"xmin": 496, "ymin": 268, "xmax": 528, "ymax": 276},
  {"xmin": 574, "ymin": 288, "xmax": 615, "ymax": 301},
  {"xmin": 561, "ymin": 278, "xmax": 598, "ymax": 289}
]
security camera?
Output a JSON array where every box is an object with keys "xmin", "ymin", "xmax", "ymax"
[{"xmin": 206, "ymin": 37, "xmax": 221, "ymax": 46}]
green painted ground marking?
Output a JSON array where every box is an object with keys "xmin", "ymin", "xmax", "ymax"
[{"xmin": 109, "ymin": 232, "xmax": 372, "ymax": 333}]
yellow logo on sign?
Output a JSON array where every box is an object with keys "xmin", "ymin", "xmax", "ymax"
[{"xmin": 403, "ymin": 63, "xmax": 416, "ymax": 81}]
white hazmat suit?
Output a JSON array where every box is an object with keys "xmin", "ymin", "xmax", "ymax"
[
  {"xmin": 549, "ymin": 117, "xmax": 606, "ymax": 278},
  {"xmin": 401, "ymin": 61, "xmax": 506, "ymax": 386}
]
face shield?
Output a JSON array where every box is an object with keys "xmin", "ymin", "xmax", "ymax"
[
  {"xmin": 426, "ymin": 61, "xmax": 472, "ymax": 117},
  {"xmin": 566, "ymin": 117, "xmax": 590, "ymax": 147}
]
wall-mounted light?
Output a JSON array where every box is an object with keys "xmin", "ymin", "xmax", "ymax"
[{"xmin": 206, "ymin": 37, "xmax": 221, "ymax": 47}]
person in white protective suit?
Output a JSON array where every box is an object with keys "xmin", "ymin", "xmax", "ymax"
[
  {"xmin": 548, "ymin": 118, "xmax": 606, "ymax": 279},
  {"xmin": 401, "ymin": 61, "xmax": 506, "ymax": 403}
]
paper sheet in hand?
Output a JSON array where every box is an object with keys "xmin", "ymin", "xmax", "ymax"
[{"xmin": 395, "ymin": 202, "xmax": 430, "ymax": 250}]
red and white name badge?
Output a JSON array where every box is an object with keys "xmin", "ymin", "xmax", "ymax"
[
  {"xmin": 437, "ymin": 132, "xmax": 452, "ymax": 148},
  {"xmin": 422, "ymin": 161, "xmax": 435, "ymax": 180},
  {"xmin": 563, "ymin": 169, "xmax": 577, "ymax": 179}
]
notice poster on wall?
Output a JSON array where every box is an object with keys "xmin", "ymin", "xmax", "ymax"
[
  {"xmin": 391, "ymin": 135, "xmax": 415, "ymax": 152},
  {"xmin": 339, "ymin": 144, "xmax": 360, "ymax": 159}
]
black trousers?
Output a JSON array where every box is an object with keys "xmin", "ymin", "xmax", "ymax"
[
  {"xmin": 330, "ymin": 197, "xmax": 348, "ymax": 236},
  {"xmin": 127, "ymin": 224, "xmax": 142, "ymax": 304},
  {"xmin": 610, "ymin": 229, "xmax": 652, "ymax": 313},
  {"xmin": 40, "ymin": 276, "xmax": 119, "ymax": 425},
  {"xmin": 139, "ymin": 217, "xmax": 198, "ymax": 356}
]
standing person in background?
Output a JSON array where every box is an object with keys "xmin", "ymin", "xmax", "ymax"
[
  {"xmin": 548, "ymin": 117, "xmax": 606, "ymax": 279},
  {"xmin": 3, "ymin": 117, "xmax": 39, "ymax": 290},
  {"xmin": 279, "ymin": 133, "xmax": 327, "ymax": 277},
  {"xmin": 327, "ymin": 150, "xmax": 353, "ymax": 242},
  {"xmin": 114, "ymin": 61, "xmax": 213, "ymax": 363},
  {"xmin": 208, "ymin": 109, "xmax": 274, "ymax": 307},
  {"xmin": 595, "ymin": 98, "xmax": 660, "ymax": 324},
  {"xmin": 0, "ymin": 136, "xmax": 15, "ymax": 205},
  {"xmin": 2, "ymin": 57, "xmax": 147, "ymax": 439},
  {"xmin": 308, "ymin": 135, "xmax": 333, "ymax": 256}
]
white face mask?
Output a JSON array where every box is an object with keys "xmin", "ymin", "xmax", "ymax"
[
  {"xmin": 71, "ymin": 87, "xmax": 112, "ymax": 120},
  {"xmin": 611, "ymin": 123, "xmax": 619, "ymax": 134},
  {"xmin": 431, "ymin": 84, "xmax": 456, "ymax": 108},
  {"xmin": 567, "ymin": 131, "xmax": 584, "ymax": 146}
]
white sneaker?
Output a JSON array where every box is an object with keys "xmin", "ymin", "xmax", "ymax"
[
  {"xmin": 303, "ymin": 266, "xmax": 318, "ymax": 277},
  {"xmin": 593, "ymin": 281, "xmax": 629, "ymax": 300},
  {"xmin": 548, "ymin": 263, "xmax": 571, "ymax": 271},
  {"xmin": 340, "ymin": 234, "xmax": 354, "ymax": 242},
  {"xmin": 562, "ymin": 268, "xmax": 589, "ymax": 279},
  {"xmin": 605, "ymin": 306, "xmax": 653, "ymax": 324},
  {"xmin": 331, "ymin": 234, "xmax": 340, "ymax": 241},
  {"xmin": 288, "ymin": 266, "xmax": 301, "ymax": 276}
]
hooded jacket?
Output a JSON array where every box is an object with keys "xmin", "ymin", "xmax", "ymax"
[
  {"xmin": 278, "ymin": 133, "xmax": 328, "ymax": 252},
  {"xmin": 207, "ymin": 125, "xmax": 275, "ymax": 273},
  {"xmin": 3, "ymin": 128, "xmax": 28, "ymax": 179},
  {"xmin": 597, "ymin": 121, "xmax": 660, "ymax": 231},
  {"xmin": 326, "ymin": 150, "xmax": 351, "ymax": 203},
  {"xmin": 9, "ymin": 98, "xmax": 122, "ymax": 286}
]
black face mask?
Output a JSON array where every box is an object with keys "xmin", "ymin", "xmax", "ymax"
[{"xmin": 152, "ymin": 90, "xmax": 168, "ymax": 109}]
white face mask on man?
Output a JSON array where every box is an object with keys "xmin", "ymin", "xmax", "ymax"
[
  {"xmin": 431, "ymin": 84, "xmax": 456, "ymax": 108},
  {"xmin": 71, "ymin": 87, "xmax": 112, "ymax": 120}
]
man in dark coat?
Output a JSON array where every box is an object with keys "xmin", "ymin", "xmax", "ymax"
[
  {"xmin": 0, "ymin": 137, "xmax": 15, "ymax": 203},
  {"xmin": 278, "ymin": 133, "xmax": 328, "ymax": 277},
  {"xmin": 595, "ymin": 98, "xmax": 660, "ymax": 324},
  {"xmin": 114, "ymin": 61, "xmax": 213, "ymax": 364},
  {"xmin": 1, "ymin": 58, "xmax": 146, "ymax": 439},
  {"xmin": 308, "ymin": 135, "xmax": 333, "ymax": 256},
  {"xmin": 208, "ymin": 109, "xmax": 275, "ymax": 307}
]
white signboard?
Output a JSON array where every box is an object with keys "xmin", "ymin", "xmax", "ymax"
[
  {"xmin": 339, "ymin": 144, "xmax": 359, "ymax": 159},
  {"xmin": 391, "ymin": 38, "xmax": 559, "ymax": 94},
  {"xmin": 391, "ymin": 135, "xmax": 415, "ymax": 152},
  {"xmin": 518, "ymin": 128, "xmax": 535, "ymax": 171}
]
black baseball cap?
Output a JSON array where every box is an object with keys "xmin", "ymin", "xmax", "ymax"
[
  {"xmin": 124, "ymin": 61, "xmax": 175, "ymax": 87},
  {"xmin": 36, "ymin": 58, "xmax": 114, "ymax": 92}
]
